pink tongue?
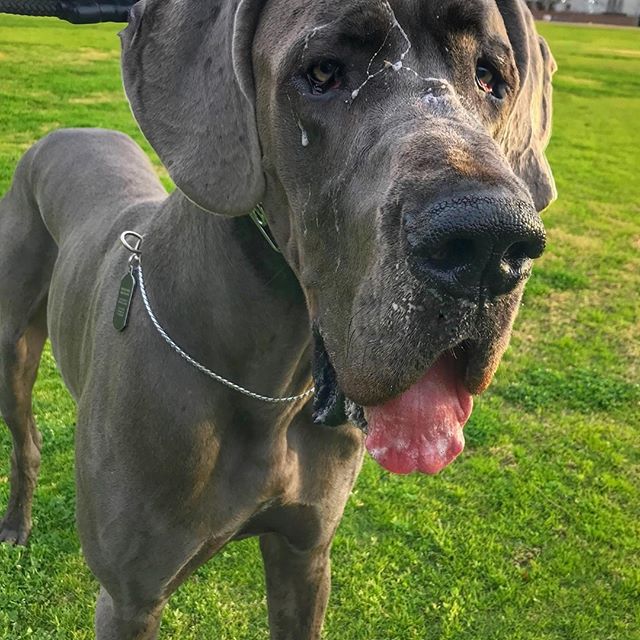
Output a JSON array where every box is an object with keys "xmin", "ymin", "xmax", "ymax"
[{"xmin": 364, "ymin": 354, "xmax": 473, "ymax": 475}]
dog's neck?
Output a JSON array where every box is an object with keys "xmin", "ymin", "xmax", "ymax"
[{"xmin": 140, "ymin": 190, "xmax": 313, "ymax": 408}]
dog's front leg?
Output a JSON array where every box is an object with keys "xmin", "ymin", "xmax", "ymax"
[
  {"xmin": 95, "ymin": 587, "xmax": 165, "ymax": 640},
  {"xmin": 260, "ymin": 534, "xmax": 332, "ymax": 640}
]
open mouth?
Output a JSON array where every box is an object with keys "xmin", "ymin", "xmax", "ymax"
[
  {"xmin": 313, "ymin": 330, "xmax": 487, "ymax": 476},
  {"xmin": 364, "ymin": 347, "xmax": 473, "ymax": 475}
]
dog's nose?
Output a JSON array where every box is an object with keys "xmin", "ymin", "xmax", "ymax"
[{"xmin": 404, "ymin": 196, "xmax": 546, "ymax": 298}]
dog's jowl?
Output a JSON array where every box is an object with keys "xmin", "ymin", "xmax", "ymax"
[{"xmin": 0, "ymin": 1, "xmax": 555, "ymax": 637}]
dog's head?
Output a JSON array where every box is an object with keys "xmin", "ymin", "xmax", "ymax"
[{"xmin": 121, "ymin": 0, "xmax": 556, "ymax": 474}]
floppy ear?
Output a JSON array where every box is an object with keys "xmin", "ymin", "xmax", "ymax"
[
  {"xmin": 496, "ymin": 0, "xmax": 557, "ymax": 212},
  {"xmin": 120, "ymin": 0, "xmax": 266, "ymax": 216}
]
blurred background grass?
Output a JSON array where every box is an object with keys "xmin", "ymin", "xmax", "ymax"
[{"xmin": 0, "ymin": 16, "xmax": 638, "ymax": 640}]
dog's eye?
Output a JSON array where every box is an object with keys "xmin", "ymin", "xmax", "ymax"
[
  {"xmin": 475, "ymin": 62, "xmax": 507, "ymax": 100},
  {"xmin": 307, "ymin": 60, "xmax": 342, "ymax": 94}
]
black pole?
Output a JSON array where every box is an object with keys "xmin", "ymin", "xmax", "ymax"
[{"xmin": 0, "ymin": 0, "xmax": 135, "ymax": 23}]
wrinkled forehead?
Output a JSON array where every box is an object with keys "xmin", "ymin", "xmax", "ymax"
[
  {"xmin": 393, "ymin": 0, "xmax": 503, "ymax": 29},
  {"xmin": 258, "ymin": 0, "xmax": 510, "ymax": 61}
]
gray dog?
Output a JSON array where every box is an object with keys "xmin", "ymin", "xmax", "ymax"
[{"xmin": 0, "ymin": 0, "xmax": 556, "ymax": 637}]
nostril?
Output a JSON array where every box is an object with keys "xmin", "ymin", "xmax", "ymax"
[
  {"xmin": 425, "ymin": 238, "xmax": 476, "ymax": 271},
  {"xmin": 503, "ymin": 242, "xmax": 530, "ymax": 271},
  {"xmin": 503, "ymin": 238, "xmax": 545, "ymax": 270}
]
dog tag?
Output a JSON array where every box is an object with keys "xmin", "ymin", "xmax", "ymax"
[{"xmin": 113, "ymin": 270, "xmax": 137, "ymax": 332}]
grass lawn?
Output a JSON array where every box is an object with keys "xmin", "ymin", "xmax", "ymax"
[{"xmin": 0, "ymin": 15, "xmax": 639, "ymax": 640}]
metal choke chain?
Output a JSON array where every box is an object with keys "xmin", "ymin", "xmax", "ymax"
[{"xmin": 135, "ymin": 260, "xmax": 315, "ymax": 405}]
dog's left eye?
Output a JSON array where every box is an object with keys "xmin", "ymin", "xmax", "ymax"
[
  {"xmin": 475, "ymin": 62, "xmax": 507, "ymax": 100},
  {"xmin": 307, "ymin": 60, "xmax": 342, "ymax": 94}
]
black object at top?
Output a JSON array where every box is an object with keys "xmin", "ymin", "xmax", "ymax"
[{"xmin": 0, "ymin": 0, "xmax": 135, "ymax": 23}]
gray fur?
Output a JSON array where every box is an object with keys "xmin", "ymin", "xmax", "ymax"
[{"xmin": 0, "ymin": 1, "xmax": 555, "ymax": 637}]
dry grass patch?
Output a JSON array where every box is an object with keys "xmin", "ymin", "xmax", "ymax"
[
  {"xmin": 38, "ymin": 122, "xmax": 62, "ymax": 134},
  {"xmin": 548, "ymin": 228, "xmax": 600, "ymax": 253},
  {"xmin": 560, "ymin": 75, "xmax": 603, "ymax": 88},
  {"xmin": 68, "ymin": 91, "xmax": 122, "ymax": 105},
  {"xmin": 77, "ymin": 47, "xmax": 119, "ymax": 62},
  {"xmin": 597, "ymin": 48, "xmax": 640, "ymax": 58},
  {"xmin": 489, "ymin": 444, "xmax": 518, "ymax": 469}
]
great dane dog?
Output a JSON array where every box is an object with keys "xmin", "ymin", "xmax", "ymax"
[{"xmin": 0, "ymin": 0, "xmax": 556, "ymax": 637}]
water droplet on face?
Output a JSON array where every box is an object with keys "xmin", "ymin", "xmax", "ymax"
[{"xmin": 297, "ymin": 119, "xmax": 310, "ymax": 147}]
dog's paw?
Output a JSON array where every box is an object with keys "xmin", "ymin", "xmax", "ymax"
[{"xmin": 0, "ymin": 512, "xmax": 31, "ymax": 546}]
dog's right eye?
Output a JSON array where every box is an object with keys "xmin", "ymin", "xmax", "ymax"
[
  {"xmin": 307, "ymin": 61, "xmax": 343, "ymax": 94},
  {"xmin": 475, "ymin": 61, "xmax": 508, "ymax": 100}
]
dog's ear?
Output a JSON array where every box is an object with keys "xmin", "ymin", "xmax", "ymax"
[
  {"xmin": 120, "ymin": 0, "xmax": 266, "ymax": 216},
  {"xmin": 496, "ymin": 1, "xmax": 557, "ymax": 212}
]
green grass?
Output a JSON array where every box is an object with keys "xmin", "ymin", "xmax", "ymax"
[{"xmin": 0, "ymin": 16, "xmax": 639, "ymax": 640}]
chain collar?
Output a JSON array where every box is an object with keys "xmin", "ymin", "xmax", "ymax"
[{"xmin": 118, "ymin": 231, "xmax": 313, "ymax": 404}]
